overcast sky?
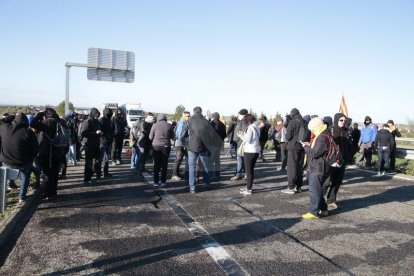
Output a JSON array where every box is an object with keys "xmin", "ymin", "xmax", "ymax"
[{"xmin": 1, "ymin": 0, "xmax": 413, "ymax": 124}]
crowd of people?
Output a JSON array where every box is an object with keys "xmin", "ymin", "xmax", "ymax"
[{"xmin": 0, "ymin": 105, "xmax": 402, "ymax": 219}]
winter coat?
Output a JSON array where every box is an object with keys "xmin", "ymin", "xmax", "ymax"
[
  {"xmin": 242, "ymin": 122, "xmax": 260, "ymax": 153},
  {"xmin": 211, "ymin": 118, "xmax": 226, "ymax": 141},
  {"xmin": 332, "ymin": 113, "xmax": 352, "ymax": 165},
  {"xmin": 183, "ymin": 113, "xmax": 222, "ymax": 153},
  {"xmin": 304, "ymin": 130, "xmax": 330, "ymax": 176},
  {"xmin": 80, "ymin": 108, "xmax": 101, "ymax": 148},
  {"xmin": 149, "ymin": 114, "xmax": 174, "ymax": 147},
  {"xmin": 99, "ymin": 107, "xmax": 115, "ymax": 145},
  {"xmin": 112, "ymin": 108, "xmax": 127, "ymax": 137},
  {"xmin": 0, "ymin": 113, "xmax": 39, "ymax": 166},
  {"xmin": 285, "ymin": 114, "xmax": 304, "ymax": 150},
  {"xmin": 375, "ymin": 129, "xmax": 395, "ymax": 149}
]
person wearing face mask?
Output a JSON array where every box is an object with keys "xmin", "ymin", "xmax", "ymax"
[
  {"xmin": 99, "ymin": 107, "xmax": 114, "ymax": 178},
  {"xmin": 323, "ymin": 113, "xmax": 352, "ymax": 210},
  {"xmin": 356, "ymin": 116, "xmax": 378, "ymax": 167},
  {"xmin": 230, "ymin": 109, "xmax": 248, "ymax": 180},
  {"xmin": 80, "ymin": 108, "xmax": 103, "ymax": 184},
  {"xmin": 111, "ymin": 108, "xmax": 127, "ymax": 165}
]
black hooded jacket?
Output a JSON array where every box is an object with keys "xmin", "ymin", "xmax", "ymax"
[
  {"xmin": 80, "ymin": 108, "xmax": 101, "ymax": 147},
  {"xmin": 30, "ymin": 110, "xmax": 61, "ymax": 162},
  {"xmin": 285, "ymin": 111, "xmax": 304, "ymax": 150},
  {"xmin": 211, "ymin": 118, "xmax": 226, "ymax": 141},
  {"xmin": 183, "ymin": 113, "xmax": 222, "ymax": 153},
  {"xmin": 332, "ymin": 113, "xmax": 352, "ymax": 165},
  {"xmin": 112, "ymin": 108, "xmax": 127, "ymax": 137},
  {"xmin": 0, "ymin": 113, "xmax": 39, "ymax": 166},
  {"xmin": 99, "ymin": 107, "xmax": 114, "ymax": 145},
  {"xmin": 375, "ymin": 128, "xmax": 395, "ymax": 149}
]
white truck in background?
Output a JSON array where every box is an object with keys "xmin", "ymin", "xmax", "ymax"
[{"xmin": 120, "ymin": 103, "xmax": 145, "ymax": 128}]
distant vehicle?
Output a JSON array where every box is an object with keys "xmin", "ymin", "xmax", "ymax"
[
  {"xmin": 120, "ymin": 103, "xmax": 144, "ymax": 128},
  {"xmin": 101, "ymin": 103, "xmax": 119, "ymax": 115}
]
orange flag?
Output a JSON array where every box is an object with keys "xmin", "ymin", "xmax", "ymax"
[{"xmin": 339, "ymin": 94, "xmax": 348, "ymax": 117}]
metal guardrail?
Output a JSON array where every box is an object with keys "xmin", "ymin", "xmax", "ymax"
[
  {"xmin": 395, "ymin": 148, "xmax": 414, "ymax": 160},
  {"xmin": 0, "ymin": 167, "xmax": 20, "ymax": 213}
]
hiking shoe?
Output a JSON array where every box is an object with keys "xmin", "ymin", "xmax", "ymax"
[
  {"xmin": 153, "ymin": 183, "xmax": 160, "ymax": 188},
  {"xmin": 281, "ymin": 187, "xmax": 296, "ymax": 194},
  {"xmin": 328, "ymin": 203, "xmax": 338, "ymax": 210},
  {"xmin": 230, "ymin": 175, "xmax": 243, "ymax": 181},
  {"xmin": 171, "ymin": 175, "xmax": 181, "ymax": 181},
  {"xmin": 240, "ymin": 189, "xmax": 252, "ymax": 195},
  {"xmin": 161, "ymin": 182, "xmax": 167, "ymax": 187},
  {"xmin": 302, "ymin": 212, "xmax": 318, "ymax": 219},
  {"xmin": 319, "ymin": 210, "xmax": 329, "ymax": 217}
]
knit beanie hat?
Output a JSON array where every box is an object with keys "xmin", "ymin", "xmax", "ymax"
[
  {"xmin": 308, "ymin": 117, "xmax": 324, "ymax": 132},
  {"xmin": 238, "ymin": 109, "xmax": 248, "ymax": 116}
]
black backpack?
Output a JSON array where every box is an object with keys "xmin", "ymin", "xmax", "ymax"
[{"xmin": 321, "ymin": 132, "xmax": 343, "ymax": 167}]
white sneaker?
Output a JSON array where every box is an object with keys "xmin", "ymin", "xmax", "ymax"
[
  {"xmin": 153, "ymin": 183, "xmax": 160, "ymax": 188},
  {"xmin": 239, "ymin": 187, "xmax": 247, "ymax": 192},
  {"xmin": 375, "ymin": 172, "xmax": 381, "ymax": 176},
  {"xmin": 171, "ymin": 175, "xmax": 181, "ymax": 181},
  {"xmin": 240, "ymin": 189, "xmax": 252, "ymax": 195},
  {"xmin": 381, "ymin": 171, "xmax": 386, "ymax": 176},
  {"xmin": 161, "ymin": 182, "xmax": 167, "ymax": 187}
]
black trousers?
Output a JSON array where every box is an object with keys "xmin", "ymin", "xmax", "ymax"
[
  {"xmin": 287, "ymin": 149, "xmax": 304, "ymax": 189},
  {"xmin": 112, "ymin": 135, "xmax": 124, "ymax": 161},
  {"xmin": 173, "ymin": 146, "xmax": 187, "ymax": 177},
  {"xmin": 84, "ymin": 145, "xmax": 101, "ymax": 181},
  {"xmin": 280, "ymin": 143, "xmax": 288, "ymax": 170},
  {"xmin": 323, "ymin": 165, "xmax": 346, "ymax": 204},
  {"xmin": 389, "ymin": 146, "xmax": 397, "ymax": 171},
  {"xmin": 377, "ymin": 147, "xmax": 390, "ymax": 172},
  {"xmin": 39, "ymin": 155, "xmax": 61, "ymax": 197},
  {"xmin": 244, "ymin": 152, "xmax": 259, "ymax": 190},
  {"xmin": 153, "ymin": 146, "xmax": 171, "ymax": 184}
]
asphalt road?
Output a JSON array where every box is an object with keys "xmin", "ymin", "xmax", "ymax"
[{"xmin": 1, "ymin": 149, "xmax": 413, "ymax": 275}]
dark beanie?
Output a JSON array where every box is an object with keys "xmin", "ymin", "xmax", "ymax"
[
  {"xmin": 303, "ymin": 115, "xmax": 311, "ymax": 123},
  {"xmin": 290, "ymin": 108, "xmax": 299, "ymax": 116},
  {"xmin": 387, "ymin": 119, "xmax": 394, "ymax": 125},
  {"xmin": 365, "ymin": 116, "xmax": 372, "ymax": 121},
  {"xmin": 211, "ymin": 112, "xmax": 219, "ymax": 119},
  {"xmin": 239, "ymin": 109, "xmax": 248, "ymax": 115}
]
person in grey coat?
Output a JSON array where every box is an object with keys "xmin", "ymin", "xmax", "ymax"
[{"xmin": 149, "ymin": 114, "xmax": 174, "ymax": 187}]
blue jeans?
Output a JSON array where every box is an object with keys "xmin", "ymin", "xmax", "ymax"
[
  {"xmin": 188, "ymin": 150, "xmax": 210, "ymax": 190},
  {"xmin": 235, "ymin": 154, "xmax": 245, "ymax": 177},
  {"xmin": 131, "ymin": 144, "xmax": 141, "ymax": 168},
  {"xmin": 308, "ymin": 172, "xmax": 327, "ymax": 215},
  {"xmin": 4, "ymin": 163, "xmax": 32, "ymax": 200},
  {"xmin": 67, "ymin": 143, "xmax": 76, "ymax": 163},
  {"xmin": 100, "ymin": 143, "xmax": 112, "ymax": 175}
]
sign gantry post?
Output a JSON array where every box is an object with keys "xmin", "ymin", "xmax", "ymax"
[{"xmin": 64, "ymin": 48, "xmax": 135, "ymax": 115}]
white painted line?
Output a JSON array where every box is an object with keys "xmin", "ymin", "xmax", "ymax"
[
  {"xmin": 142, "ymin": 172, "xmax": 250, "ymax": 276},
  {"xmin": 347, "ymin": 166, "xmax": 414, "ymax": 182}
]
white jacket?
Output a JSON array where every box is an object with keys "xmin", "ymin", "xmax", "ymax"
[{"xmin": 242, "ymin": 122, "xmax": 260, "ymax": 153}]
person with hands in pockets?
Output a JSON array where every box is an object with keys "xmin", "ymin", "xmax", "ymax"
[{"xmin": 238, "ymin": 114, "xmax": 260, "ymax": 195}]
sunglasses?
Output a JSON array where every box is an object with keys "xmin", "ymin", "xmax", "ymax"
[{"xmin": 339, "ymin": 119, "xmax": 345, "ymax": 122}]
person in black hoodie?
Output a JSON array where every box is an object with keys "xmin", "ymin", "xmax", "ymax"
[
  {"xmin": 209, "ymin": 112, "xmax": 226, "ymax": 181},
  {"xmin": 375, "ymin": 124, "xmax": 395, "ymax": 176},
  {"xmin": 0, "ymin": 112, "xmax": 39, "ymax": 202},
  {"xmin": 111, "ymin": 108, "xmax": 127, "ymax": 165},
  {"xmin": 282, "ymin": 108, "xmax": 305, "ymax": 194},
  {"xmin": 99, "ymin": 107, "xmax": 114, "ymax": 177},
  {"xmin": 80, "ymin": 108, "xmax": 103, "ymax": 184},
  {"xmin": 387, "ymin": 120, "xmax": 401, "ymax": 172},
  {"xmin": 323, "ymin": 112, "xmax": 352, "ymax": 210},
  {"xmin": 30, "ymin": 108, "xmax": 61, "ymax": 199}
]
